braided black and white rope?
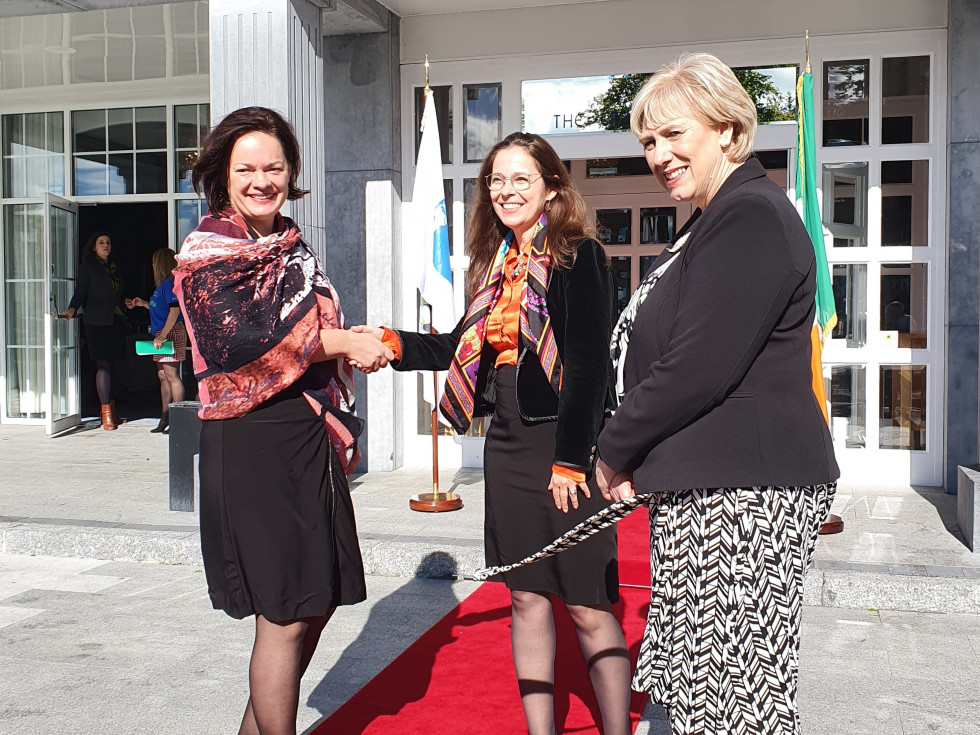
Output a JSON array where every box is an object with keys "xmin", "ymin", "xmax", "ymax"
[{"xmin": 458, "ymin": 494, "xmax": 656, "ymax": 581}]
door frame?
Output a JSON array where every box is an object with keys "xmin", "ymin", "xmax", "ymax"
[{"xmin": 44, "ymin": 193, "xmax": 81, "ymax": 435}]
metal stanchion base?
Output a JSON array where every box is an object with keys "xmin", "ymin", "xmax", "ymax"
[{"xmin": 410, "ymin": 492, "xmax": 463, "ymax": 513}]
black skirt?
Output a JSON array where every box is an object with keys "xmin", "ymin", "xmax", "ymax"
[
  {"xmin": 198, "ymin": 383, "xmax": 367, "ymax": 621},
  {"xmin": 83, "ymin": 317, "xmax": 126, "ymax": 361},
  {"xmin": 483, "ymin": 365, "xmax": 619, "ymax": 606}
]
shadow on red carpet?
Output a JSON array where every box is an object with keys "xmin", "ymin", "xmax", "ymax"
[{"xmin": 311, "ymin": 508, "xmax": 651, "ymax": 734}]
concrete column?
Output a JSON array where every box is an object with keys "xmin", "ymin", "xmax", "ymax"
[
  {"xmin": 323, "ymin": 9, "xmax": 402, "ymax": 471},
  {"xmin": 946, "ymin": 0, "xmax": 980, "ymax": 490},
  {"xmin": 208, "ymin": 0, "xmax": 326, "ymax": 259}
]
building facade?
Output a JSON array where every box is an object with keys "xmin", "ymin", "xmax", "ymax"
[{"xmin": 0, "ymin": 0, "xmax": 976, "ymax": 492}]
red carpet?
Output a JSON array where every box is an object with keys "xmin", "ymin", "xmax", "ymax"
[{"xmin": 314, "ymin": 508, "xmax": 651, "ymax": 734}]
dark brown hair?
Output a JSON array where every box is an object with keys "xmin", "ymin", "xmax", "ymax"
[
  {"xmin": 151, "ymin": 247, "xmax": 178, "ymax": 286},
  {"xmin": 192, "ymin": 106, "xmax": 309, "ymax": 215},
  {"xmin": 465, "ymin": 132, "xmax": 598, "ymax": 295},
  {"xmin": 81, "ymin": 231, "xmax": 112, "ymax": 263}
]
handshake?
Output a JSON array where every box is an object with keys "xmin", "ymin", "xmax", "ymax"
[{"xmin": 342, "ymin": 325, "xmax": 394, "ymax": 374}]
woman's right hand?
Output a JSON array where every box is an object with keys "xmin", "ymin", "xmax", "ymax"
[
  {"xmin": 345, "ymin": 330, "xmax": 394, "ymax": 373},
  {"xmin": 60, "ymin": 308, "xmax": 76, "ymax": 322}
]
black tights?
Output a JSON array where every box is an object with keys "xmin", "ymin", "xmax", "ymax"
[{"xmin": 95, "ymin": 360, "xmax": 112, "ymax": 405}]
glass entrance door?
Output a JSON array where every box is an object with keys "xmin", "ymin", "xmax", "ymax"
[{"xmin": 44, "ymin": 194, "xmax": 80, "ymax": 434}]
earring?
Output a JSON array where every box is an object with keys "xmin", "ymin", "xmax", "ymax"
[{"xmin": 545, "ymin": 200, "xmax": 552, "ymax": 212}]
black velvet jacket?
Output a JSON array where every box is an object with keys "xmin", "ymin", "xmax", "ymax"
[{"xmin": 393, "ymin": 237, "xmax": 615, "ymax": 478}]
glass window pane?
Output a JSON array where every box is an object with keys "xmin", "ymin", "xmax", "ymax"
[
  {"xmin": 827, "ymin": 365, "xmax": 866, "ymax": 448},
  {"xmin": 176, "ymin": 150, "xmax": 197, "ymax": 193},
  {"xmin": 463, "ymin": 83, "xmax": 501, "ymax": 163},
  {"xmin": 108, "ymin": 153, "xmax": 133, "ymax": 194},
  {"xmin": 106, "ymin": 108, "xmax": 133, "ymax": 151},
  {"xmin": 177, "ymin": 199, "xmax": 205, "ymax": 246},
  {"xmin": 174, "ymin": 104, "xmax": 200, "ymax": 148},
  {"xmin": 823, "ymin": 59, "xmax": 869, "ymax": 146},
  {"xmin": 73, "ymin": 109, "xmax": 106, "ymax": 153},
  {"xmin": 597, "ymin": 208, "xmax": 631, "ymax": 245},
  {"xmin": 586, "ymin": 157, "xmax": 652, "ymax": 178},
  {"xmin": 3, "ymin": 155, "xmax": 24, "ymax": 198},
  {"xmin": 639, "ymin": 255, "xmax": 657, "ymax": 278},
  {"xmin": 46, "ymin": 112, "xmax": 64, "ymax": 153},
  {"xmin": 25, "ymin": 153, "xmax": 47, "ymax": 197},
  {"xmin": 3, "ymin": 114, "xmax": 23, "ymax": 156},
  {"xmin": 880, "ymin": 263, "xmax": 927, "ymax": 348},
  {"xmin": 881, "ymin": 160, "xmax": 928, "ymax": 247},
  {"xmin": 882, "ymin": 56, "xmax": 929, "ymax": 144},
  {"xmin": 822, "ymin": 162, "xmax": 868, "ymax": 247},
  {"xmin": 3, "ymin": 203, "xmax": 43, "ymax": 280},
  {"xmin": 23, "ymin": 113, "xmax": 46, "ymax": 152},
  {"xmin": 47, "ymin": 155, "xmax": 65, "ymax": 196},
  {"xmin": 6, "ymin": 347, "xmax": 45, "ymax": 419},
  {"xmin": 414, "ymin": 85, "xmax": 452, "ymax": 164},
  {"xmin": 831, "ymin": 264, "xmax": 867, "ymax": 347},
  {"xmin": 879, "ymin": 365, "xmax": 926, "ymax": 450},
  {"xmin": 610, "ymin": 256, "xmax": 630, "ymax": 323},
  {"xmin": 135, "ymin": 151, "xmax": 167, "ymax": 193},
  {"xmin": 74, "ymin": 153, "xmax": 107, "ymax": 195},
  {"xmin": 135, "ymin": 106, "xmax": 166, "ymax": 149},
  {"xmin": 639, "ymin": 207, "xmax": 675, "ymax": 244}
]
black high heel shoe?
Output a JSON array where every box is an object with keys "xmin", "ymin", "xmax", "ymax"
[{"xmin": 150, "ymin": 414, "xmax": 169, "ymax": 433}]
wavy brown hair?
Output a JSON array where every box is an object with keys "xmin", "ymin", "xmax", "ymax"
[
  {"xmin": 192, "ymin": 106, "xmax": 309, "ymax": 215},
  {"xmin": 465, "ymin": 132, "xmax": 598, "ymax": 295}
]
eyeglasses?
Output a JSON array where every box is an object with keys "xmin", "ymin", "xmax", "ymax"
[{"xmin": 486, "ymin": 173, "xmax": 544, "ymax": 192}]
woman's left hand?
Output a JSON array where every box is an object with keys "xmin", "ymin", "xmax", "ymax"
[
  {"xmin": 596, "ymin": 458, "xmax": 635, "ymax": 501},
  {"xmin": 549, "ymin": 472, "xmax": 590, "ymax": 514}
]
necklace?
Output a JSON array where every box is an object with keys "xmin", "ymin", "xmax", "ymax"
[
  {"xmin": 510, "ymin": 251, "xmax": 529, "ymax": 280},
  {"xmin": 510, "ymin": 235, "xmax": 534, "ymax": 280}
]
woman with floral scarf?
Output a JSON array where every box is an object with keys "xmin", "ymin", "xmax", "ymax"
[{"xmin": 174, "ymin": 106, "xmax": 391, "ymax": 735}]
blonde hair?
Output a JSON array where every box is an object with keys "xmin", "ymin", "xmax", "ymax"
[
  {"xmin": 151, "ymin": 247, "xmax": 178, "ymax": 286},
  {"xmin": 630, "ymin": 53, "xmax": 758, "ymax": 163}
]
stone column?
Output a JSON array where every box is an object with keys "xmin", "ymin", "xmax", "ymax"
[
  {"xmin": 208, "ymin": 0, "xmax": 326, "ymax": 259},
  {"xmin": 947, "ymin": 0, "xmax": 980, "ymax": 490},
  {"xmin": 323, "ymin": 8, "xmax": 402, "ymax": 471}
]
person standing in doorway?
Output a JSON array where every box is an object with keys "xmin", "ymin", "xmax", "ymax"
[
  {"xmin": 62, "ymin": 231, "xmax": 127, "ymax": 430},
  {"xmin": 126, "ymin": 247, "xmax": 186, "ymax": 433}
]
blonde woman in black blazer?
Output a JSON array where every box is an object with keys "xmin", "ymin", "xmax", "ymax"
[{"xmin": 596, "ymin": 53, "xmax": 839, "ymax": 735}]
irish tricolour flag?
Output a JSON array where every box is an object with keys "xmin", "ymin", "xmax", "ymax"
[{"xmin": 796, "ymin": 67, "xmax": 838, "ymax": 423}]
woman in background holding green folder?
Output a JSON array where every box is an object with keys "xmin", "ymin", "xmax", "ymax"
[{"xmin": 126, "ymin": 248, "xmax": 186, "ymax": 433}]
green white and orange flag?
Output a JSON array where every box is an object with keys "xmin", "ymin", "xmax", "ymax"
[{"xmin": 795, "ymin": 51, "xmax": 837, "ymax": 422}]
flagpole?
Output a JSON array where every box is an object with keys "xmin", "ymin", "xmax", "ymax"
[
  {"xmin": 409, "ymin": 56, "xmax": 461, "ymax": 513},
  {"xmin": 798, "ymin": 29, "xmax": 843, "ymax": 536}
]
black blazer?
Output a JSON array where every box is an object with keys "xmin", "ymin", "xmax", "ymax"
[
  {"xmin": 394, "ymin": 238, "xmax": 615, "ymax": 478},
  {"xmin": 68, "ymin": 260, "xmax": 123, "ymax": 327},
  {"xmin": 597, "ymin": 158, "xmax": 839, "ymax": 492}
]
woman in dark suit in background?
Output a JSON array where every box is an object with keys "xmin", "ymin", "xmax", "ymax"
[
  {"xmin": 61, "ymin": 231, "xmax": 127, "ymax": 430},
  {"xmin": 359, "ymin": 132, "xmax": 631, "ymax": 735},
  {"xmin": 596, "ymin": 54, "xmax": 839, "ymax": 734}
]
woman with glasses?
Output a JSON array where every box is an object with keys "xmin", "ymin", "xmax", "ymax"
[{"xmin": 355, "ymin": 132, "xmax": 631, "ymax": 735}]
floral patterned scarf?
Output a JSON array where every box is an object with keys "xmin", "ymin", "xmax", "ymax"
[{"xmin": 173, "ymin": 208, "xmax": 362, "ymax": 474}]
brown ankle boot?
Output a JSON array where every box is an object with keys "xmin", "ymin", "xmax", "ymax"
[
  {"xmin": 100, "ymin": 404, "xmax": 117, "ymax": 431},
  {"xmin": 109, "ymin": 400, "xmax": 124, "ymax": 425}
]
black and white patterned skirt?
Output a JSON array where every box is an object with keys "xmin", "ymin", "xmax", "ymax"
[{"xmin": 634, "ymin": 483, "xmax": 835, "ymax": 735}]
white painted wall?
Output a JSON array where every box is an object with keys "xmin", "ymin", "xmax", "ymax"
[{"xmin": 400, "ymin": 0, "xmax": 947, "ymax": 63}]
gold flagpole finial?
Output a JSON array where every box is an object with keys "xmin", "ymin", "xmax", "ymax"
[
  {"xmin": 424, "ymin": 54, "xmax": 431, "ymax": 93},
  {"xmin": 804, "ymin": 30, "xmax": 811, "ymax": 75}
]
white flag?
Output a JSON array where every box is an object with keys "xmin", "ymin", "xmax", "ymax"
[{"xmin": 412, "ymin": 89, "xmax": 456, "ymax": 413}]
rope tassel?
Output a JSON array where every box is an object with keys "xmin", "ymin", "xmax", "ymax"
[{"xmin": 457, "ymin": 494, "xmax": 654, "ymax": 581}]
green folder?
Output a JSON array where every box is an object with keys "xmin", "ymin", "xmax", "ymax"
[{"xmin": 135, "ymin": 340, "xmax": 174, "ymax": 356}]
